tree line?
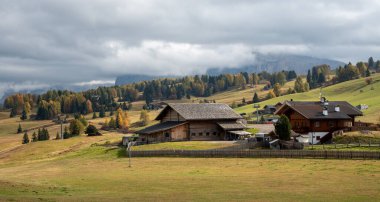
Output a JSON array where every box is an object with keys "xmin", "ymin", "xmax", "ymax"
[{"xmin": 3, "ymin": 70, "xmax": 297, "ymax": 120}]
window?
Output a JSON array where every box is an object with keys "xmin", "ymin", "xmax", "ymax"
[
  {"xmin": 198, "ymin": 132, "xmax": 203, "ymax": 136},
  {"xmin": 191, "ymin": 133, "xmax": 196, "ymax": 136},
  {"xmin": 206, "ymin": 132, "xmax": 210, "ymax": 136},
  {"xmin": 213, "ymin": 132, "xmax": 217, "ymax": 136},
  {"xmin": 329, "ymin": 121, "xmax": 335, "ymax": 127},
  {"xmin": 165, "ymin": 132, "xmax": 170, "ymax": 138},
  {"xmin": 316, "ymin": 136, "xmax": 321, "ymax": 140},
  {"xmin": 314, "ymin": 121, "xmax": 320, "ymax": 127}
]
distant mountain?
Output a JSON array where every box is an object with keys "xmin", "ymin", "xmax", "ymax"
[
  {"xmin": 0, "ymin": 83, "xmax": 114, "ymax": 105},
  {"xmin": 115, "ymin": 74, "xmax": 166, "ymax": 86},
  {"xmin": 115, "ymin": 54, "xmax": 345, "ymax": 86},
  {"xmin": 206, "ymin": 53, "xmax": 345, "ymax": 75}
]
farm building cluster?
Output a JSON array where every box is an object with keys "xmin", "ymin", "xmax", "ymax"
[{"xmin": 134, "ymin": 98, "xmax": 370, "ymax": 146}]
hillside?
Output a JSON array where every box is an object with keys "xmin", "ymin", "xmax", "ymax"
[{"xmin": 235, "ymin": 73, "xmax": 380, "ymax": 123}]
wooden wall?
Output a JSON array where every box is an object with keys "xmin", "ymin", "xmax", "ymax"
[
  {"xmin": 188, "ymin": 121, "xmax": 223, "ymax": 140},
  {"xmin": 161, "ymin": 108, "xmax": 186, "ymax": 122}
]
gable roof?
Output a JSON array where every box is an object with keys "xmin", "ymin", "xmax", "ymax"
[
  {"xmin": 136, "ymin": 121, "xmax": 187, "ymax": 135},
  {"xmin": 156, "ymin": 103, "xmax": 242, "ymax": 121},
  {"xmin": 217, "ymin": 121, "xmax": 246, "ymax": 130},
  {"xmin": 275, "ymin": 101, "xmax": 362, "ymax": 120}
]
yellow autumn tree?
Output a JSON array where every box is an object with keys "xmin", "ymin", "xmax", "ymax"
[{"xmin": 115, "ymin": 108, "xmax": 124, "ymax": 129}]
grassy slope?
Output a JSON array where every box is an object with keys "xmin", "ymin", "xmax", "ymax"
[
  {"xmin": 0, "ymin": 149, "xmax": 379, "ymax": 201},
  {"xmin": 236, "ymin": 74, "xmax": 380, "ymax": 123}
]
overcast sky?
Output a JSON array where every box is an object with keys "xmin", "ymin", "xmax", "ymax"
[{"xmin": 1, "ymin": 0, "xmax": 380, "ymax": 96}]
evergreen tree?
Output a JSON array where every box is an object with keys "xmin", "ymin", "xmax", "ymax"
[
  {"xmin": 99, "ymin": 106, "xmax": 105, "ymax": 118},
  {"xmin": 20, "ymin": 108, "xmax": 28, "ymax": 120},
  {"xmin": 275, "ymin": 115, "xmax": 291, "ymax": 140},
  {"xmin": 32, "ymin": 131, "xmax": 38, "ymax": 142},
  {"xmin": 10, "ymin": 107, "xmax": 17, "ymax": 118},
  {"xmin": 368, "ymin": 57, "xmax": 375, "ymax": 69},
  {"xmin": 22, "ymin": 132, "xmax": 29, "ymax": 144},
  {"xmin": 139, "ymin": 110, "xmax": 150, "ymax": 126},
  {"xmin": 108, "ymin": 117, "xmax": 117, "ymax": 129},
  {"xmin": 85, "ymin": 124, "xmax": 100, "ymax": 136},
  {"xmin": 17, "ymin": 123, "xmax": 22, "ymax": 134},
  {"xmin": 92, "ymin": 111, "xmax": 97, "ymax": 119},
  {"xmin": 69, "ymin": 119, "xmax": 84, "ymax": 136},
  {"xmin": 366, "ymin": 68, "xmax": 371, "ymax": 77},
  {"xmin": 252, "ymin": 92, "xmax": 260, "ymax": 103}
]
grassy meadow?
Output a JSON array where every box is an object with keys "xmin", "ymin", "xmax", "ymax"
[
  {"xmin": 0, "ymin": 74, "xmax": 380, "ymax": 201},
  {"xmin": 1, "ymin": 144, "xmax": 380, "ymax": 201}
]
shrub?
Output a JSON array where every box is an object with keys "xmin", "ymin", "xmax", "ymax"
[{"xmin": 85, "ymin": 124, "xmax": 101, "ymax": 136}]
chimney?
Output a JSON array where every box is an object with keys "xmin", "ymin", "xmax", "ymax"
[
  {"xmin": 323, "ymin": 107, "xmax": 328, "ymax": 116},
  {"xmin": 335, "ymin": 105, "xmax": 340, "ymax": 112}
]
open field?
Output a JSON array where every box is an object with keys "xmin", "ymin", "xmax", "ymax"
[
  {"xmin": 1, "ymin": 146, "xmax": 380, "ymax": 201},
  {"xmin": 236, "ymin": 73, "xmax": 380, "ymax": 123}
]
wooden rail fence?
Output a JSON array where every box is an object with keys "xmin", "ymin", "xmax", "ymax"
[{"xmin": 129, "ymin": 150, "xmax": 380, "ymax": 160}]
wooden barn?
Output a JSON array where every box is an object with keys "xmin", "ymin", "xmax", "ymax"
[
  {"xmin": 275, "ymin": 98, "xmax": 363, "ymax": 144},
  {"xmin": 136, "ymin": 103, "xmax": 248, "ymax": 143}
]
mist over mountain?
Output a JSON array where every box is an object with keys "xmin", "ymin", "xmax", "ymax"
[
  {"xmin": 206, "ymin": 53, "xmax": 345, "ymax": 75},
  {"xmin": 115, "ymin": 53, "xmax": 345, "ymax": 85}
]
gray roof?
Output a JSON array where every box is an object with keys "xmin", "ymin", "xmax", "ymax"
[
  {"xmin": 136, "ymin": 121, "xmax": 187, "ymax": 135},
  {"xmin": 217, "ymin": 121, "xmax": 246, "ymax": 130},
  {"xmin": 275, "ymin": 101, "xmax": 363, "ymax": 120},
  {"xmin": 156, "ymin": 103, "xmax": 242, "ymax": 120}
]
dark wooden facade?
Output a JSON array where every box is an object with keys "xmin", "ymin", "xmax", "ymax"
[
  {"xmin": 286, "ymin": 110, "xmax": 353, "ymax": 134},
  {"xmin": 275, "ymin": 100, "xmax": 362, "ymax": 134},
  {"xmin": 136, "ymin": 103, "xmax": 246, "ymax": 143}
]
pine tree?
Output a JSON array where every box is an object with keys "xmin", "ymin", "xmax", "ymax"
[
  {"xmin": 252, "ymin": 92, "xmax": 260, "ymax": 103},
  {"xmin": 22, "ymin": 132, "xmax": 29, "ymax": 144},
  {"xmin": 10, "ymin": 107, "xmax": 17, "ymax": 118},
  {"xmin": 20, "ymin": 108, "xmax": 28, "ymax": 120},
  {"xmin": 368, "ymin": 57, "xmax": 375, "ymax": 69},
  {"xmin": 99, "ymin": 106, "xmax": 105, "ymax": 118},
  {"xmin": 69, "ymin": 120, "xmax": 84, "ymax": 136},
  {"xmin": 17, "ymin": 123, "xmax": 22, "ymax": 134},
  {"xmin": 366, "ymin": 68, "xmax": 371, "ymax": 77},
  {"xmin": 32, "ymin": 131, "xmax": 38, "ymax": 142},
  {"xmin": 275, "ymin": 115, "xmax": 291, "ymax": 140},
  {"xmin": 108, "ymin": 117, "xmax": 117, "ymax": 129}
]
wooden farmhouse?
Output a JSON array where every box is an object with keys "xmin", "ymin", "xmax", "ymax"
[
  {"xmin": 136, "ymin": 103, "xmax": 249, "ymax": 143},
  {"xmin": 275, "ymin": 98, "xmax": 363, "ymax": 144}
]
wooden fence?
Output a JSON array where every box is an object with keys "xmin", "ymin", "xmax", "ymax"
[{"xmin": 130, "ymin": 149, "xmax": 380, "ymax": 160}]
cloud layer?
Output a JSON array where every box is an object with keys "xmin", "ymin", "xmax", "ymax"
[{"xmin": 0, "ymin": 0, "xmax": 380, "ymax": 96}]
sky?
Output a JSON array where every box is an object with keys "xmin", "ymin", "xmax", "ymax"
[{"xmin": 0, "ymin": 0, "xmax": 380, "ymax": 97}]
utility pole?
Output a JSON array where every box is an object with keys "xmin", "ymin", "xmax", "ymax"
[{"xmin": 254, "ymin": 104, "xmax": 260, "ymax": 123}]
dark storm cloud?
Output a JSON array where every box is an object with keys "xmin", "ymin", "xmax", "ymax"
[{"xmin": 0, "ymin": 0, "xmax": 380, "ymax": 95}]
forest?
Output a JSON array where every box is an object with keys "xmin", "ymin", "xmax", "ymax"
[{"xmin": 2, "ymin": 57, "xmax": 379, "ymax": 120}]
